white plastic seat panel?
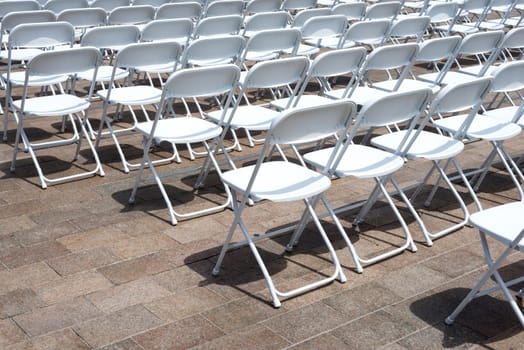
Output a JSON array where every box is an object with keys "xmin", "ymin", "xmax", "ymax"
[
  {"xmin": 304, "ymin": 144, "xmax": 405, "ymax": 179},
  {"xmin": 244, "ymin": 50, "xmax": 280, "ymax": 62},
  {"xmin": 418, "ymin": 71, "xmax": 479, "ymax": 86},
  {"xmin": 326, "ymin": 86, "xmax": 390, "ymax": 107},
  {"xmin": 484, "ymin": 106, "xmax": 524, "ymax": 128},
  {"xmin": 77, "ymin": 66, "xmax": 129, "ymax": 82},
  {"xmin": 374, "ymin": 79, "xmax": 441, "ymax": 94},
  {"xmin": 0, "ymin": 48, "xmax": 44, "ymax": 62},
  {"xmin": 12, "ymin": 95, "xmax": 90, "ymax": 117},
  {"xmin": 97, "ymin": 85, "xmax": 162, "ymax": 105},
  {"xmin": 372, "ymin": 130, "xmax": 465, "ymax": 161},
  {"xmin": 136, "ymin": 117, "xmax": 223, "ymax": 144},
  {"xmin": 433, "ymin": 114, "xmax": 522, "ymax": 141},
  {"xmin": 134, "ymin": 62, "xmax": 177, "ymax": 74},
  {"xmin": 3, "ymin": 71, "xmax": 69, "ymax": 86},
  {"xmin": 221, "ymin": 161, "xmax": 331, "ymax": 202},
  {"xmin": 270, "ymin": 95, "xmax": 335, "ymax": 110},
  {"xmin": 207, "ymin": 105, "xmax": 280, "ymax": 130},
  {"xmin": 469, "ymin": 201, "xmax": 524, "ymax": 251}
]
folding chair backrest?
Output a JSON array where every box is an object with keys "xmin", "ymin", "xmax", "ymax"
[
  {"xmin": 113, "ymin": 39, "xmax": 181, "ymax": 72},
  {"xmin": 193, "ymin": 14, "xmax": 243, "ymax": 38},
  {"xmin": 244, "ymin": 0, "xmax": 283, "ymax": 15},
  {"xmin": 388, "ymin": 15, "xmax": 430, "ymax": 43},
  {"xmin": 8, "ymin": 21, "xmax": 74, "ymax": 48},
  {"xmin": 0, "ymin": 1, "xmax": 40, "ymax": 19},
  {"xmin": 416, "ymin": 35, "xmax": 462, "ymax": 62},
  {"xmin": 308, "ymin": 46, "xmax": 367, "ymax": 79},
  {"xmin": 140, "ymin": 18, "xmax": 193, "ymax": 44},
  {"xmin": 331, "ymin": 2, "xmax": 367, "ymax": 22},
  {"xmin": 342, "ymin": 18, "xmax": 391, "ymax": 48},
  {"xmin": 90, "ymin": 0, "xmax": 130, "ymax": 12},
  {"xmin": 242, "ymin": 28, "xmax": 301, "ymax": 59},
  {"xmin": 490, "ymin": 60, "xmax": 524, "ymax": 93},
  {"xmin": 242, "ymin": 56, "xmax": 309, "ymax": 90},
  {"xmin": 44, "ymin": 0, "xmax": 89, "ymax": 14},
  {"xmin": 57, "ymin": 8, "xmax": 107, "ymax": 29},
  {"xmin": 361, "ymin": 42, "xmax": 419, "ymax": 71},
  {"xmin": 26, "ymin": 46, "xmax": 101, "ymax": 77},
  {"xmin": 356, "ymin": 88, "xmax": 432, "ymax": 129},
  {"xmin": 180, "ymin": 34, "xmax": 245, "ymax": 67},
  {"xmin": 205, "ymin": 0, "xmax": 244, "ymax": 17},
  {"xmin": 108, "ymin": 4, "xmax": 155, "ymax": 25},
  {"xmin": 430, "ymin": 77, "xmax": 493, "ymax": 115},
  {"xmin": 1, "ymin": 10, "xmax": 56, "ymax": 34},
  {"xmin": 426, "ymin": 1, "xmax": 459, "ymax": 23},
  {"xmin": 155, "ymin": 2, "xmax": 202, "ymax": 20},
  {"xmin": 364, "ymin": 1, "xmax": 401, "ymax": 20},
  {"xmin": 242, "ymin": 11, "xmax": 291, "ymax": 35},
  {"xmin": 300, "ymin": 14, "xmax": 347, "ymax": 40},
  {"xmin": 499, "ymin": 26, "xmax": 524, "ymax": 51},
  {"xmin": 457, "ymin": 30, "xmax": 504, "ymax": 56},
  {"xmin": 292, "ymin": 8, "xmax": 331, "ymax": 28},
  {"xmin": 80, "ymin": 24, "xmax": 140, "ymax": 48},
  {"xmin": 133, "ymin": 0, "xmax": 169, "ymax": 6},
  {"xmin": 268, "ymin": 100, "xmax": 355, "ymax": 147},
  {"xmin": 282, "ymin": 0, "xmax": 318, "ymax": 12}
]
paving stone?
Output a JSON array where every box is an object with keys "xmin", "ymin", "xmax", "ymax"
[
  {"xmin": 0, "ymin": 288, "xmax": 46, "ymax": 319},
  {"xmin": 287, "ymin": 333, "xmax": 351, "ymax": 349},
  {"xmin": 33, "ymin": 270, "xmax": 113, "ymax": 305},
  {"xmin": 152, "ymin": 260, "xmax": 214, "ymax": 293},
  {"xmin": 86, "ymin": 277, "xmax": 171, "ymax": 314},
  {"xmin": 0, "ymin": 216, "xmax": 37, "ymax": 237},
  {"xmin": 74, "ymin": 305, "xmax": 162, "ymax": 349},
  {"xmin": 46, "ymin": 248, "xmax": 120, "ymax": 276},
  {"xmin": 98, "ymin": 338, "xmax": 144, "ymax": 350},
  {"xmin": 13, "ymin": 222, "xmax": 81, "ymax": 247},
  {"xmin": 396, "ymin": 323, "xmax": 486, "ymax": 350},
  {"xmin": 6, "ymin": 329, "xmax": 91, "ymax": 350},
  {"xmin": 109, "ymin": 232, "xmax": 179, "ymax": 259},
  {"xmin": 145, "ymin": 286, "xmax": 227, "ymax": 322},
  {"xmin": 132, "ymin": 315, "xmax": 225, "ymax": 350},
  {"xmin": 56, "ymin": 226, "xmax": 131, "ymax": 255},
  {"xmin": 191, "ymin": 325, "xmax": 290, "ymax": 350},
  {"xmin": 14, "ymin": 297, "xmax": 103, "ymax": 337},
  {"xmin": 97, "ymin": 253, "xmax": 173, "ymax": 285},
  {"xmin": 0, "ymin": 241, "xmax": 70, "ymax": 269},
  {"xmin": 0, "ymin": 263, "xmax": 61, "ymax": 294},
  {"xmin": 0, "ymin": 319, "xmax": 27, "ymax": 348},
  {"xmin": 263, "ymin": 302, "xmax": 350, "ymax": 344}
]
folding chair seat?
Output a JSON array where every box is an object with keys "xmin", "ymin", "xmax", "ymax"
[
  {"xmin": 206, "ymin": 56, "xmax": 310, "ymax": 151},
  {"xmin": 241, "ymin": 11, "xmax": 291, "ymax": 37},
  {"xmin": 292, "ymin": 89, "xmax": 432, "ymax": 272},
  {"xmin": 386, "ymin": 15, "xmax": 430, "ymax": 44},
  {"xmin": 95, "ymin": 41, "xmax": 182, "ymax": 173},
  {"xmin": 90, "ymin": 0, "xmax": 130, "ymax": 13},
  {"xmin": 204, "ymin": 0, "xmax": 244, "ymax": 18},
  {"xmin": 323, "ymin": 18, "xmax": 391, "ymax": 49},
  {"xmin": 270, "ymin": 46, "xmax": 367, "ymax": 110},
  {"xmin": 212, "ymin": 100, "xmax": 355, "ymax": 307},
  {"xmin": 325, "ymin": 42, "xmax": 419, "ymax": 108},
  {"xmin": 128, "ymin": 64, "xmax": 241, "ymax": 225},
  {"xmin": 331, "ymin": 2, "xmax": 367, "ymax": 22},
  {"xmin": 107, "ymin": 4, "xmax": 155, "ymax": 26},
  {"xmin": 363, "ymin": 0, "xmax": 402, "ymax": 20},
  {"xmin": 445, "ymin": 200, "xmax": 524, "ymax": 328},
  {"xmin": 180, "ymin": 34, "xmax": 245, "ymax": 67},
  {"xmin": 10, "ymin": 47, "xmax": 105, "ymax": 188},
  {"xmin": 418, "ymin": 30, "xmax": 505, "ymax": 87},
  {"xmin": 371, "ymin": 78, "xmax": 493, "ymax": 246},
  {"xmin": 44, "ymin": 0, "xmax": 89, "ymax": 14},
  {"xmin": 154, "ymin": 2, "xmax": 202, "ymax": 21},
  {"xmin": 140, "ymin": 18, "xmax": 193, "ymax": 47},
  {"xmin": 57, "ymin": 7, "xmax": 107, "ymax": 40},
  {"xmin": 2, "ymin": 21, "xmax": 74, "ymax": 141},
  {"xmin": 192, "ymin": 14, "xmax": 243, "ymax": 39},
  {"xmin": 433, "ymin": 62, "xmax": 524, "ymax": 201}
]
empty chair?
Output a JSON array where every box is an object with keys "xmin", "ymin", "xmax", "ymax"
[
  {"xmin": 212, "ymin": 100, "xmax": 355, "ymax": 307},
  {"xmin": 95, "ymin": 41, "xmax": 182, "ymax": 173},
  {"xmin": 241, "ymin": 11, "xmax": 291, "ymax": 37},
  {"xmin": 180, "ymin": 34, "xmax": 245, "ymax": 67},
  {"xmin": 244, "ymin": 0, "xmax": 283, "ymax": 15},
  {"xmin": 154, "ymin": 2, "xmax": 202, "ymax": 21},
  {"xmin": 57, "ymin": 7, "xmax": 107, "ymax": 39},
  {"xmin": 297, "ymin": 14, "xmax": 347, "ymax": 56},
  {"xmin": 90, "ymin": 0, "xmax": 130, "ymax": 12},
  {"xmin": 371, "ymin": 78, "xmax": 493, "ymax": 246},
  {"xmin": 364, "ymin": 1, "xmax": 401, "ymax": 20},
  {"xmin": 107, "ymin": 4, "xmax": 155, "ymax": 25},
  {"xmin": 44, "ymin": 0, "xmax": 89, "ymax": 14},
  {"xmin": 0, "ymin": 10, "xmax": 56, "ymax": 48},
  {"xmin": 133, "ymin": 0, "xmax": 169, "ymax": 7},
  {"xmin": 445, "ymin": 201, "xmax": 524, "ymax": 328},
  {"xmin": 9, "ymin": 47, "xmax": 105, "ymax": 188},
  {"xmin": 240, "ymin": 28, "xmax": 301, "ymax": 66},
  {"xmin": 331, "ymin": 2, "xmax": 366, "ymax": 22},
  {"xmin": 204, "ymin": 0, "xmax": 244, "ymax": 17},
  {"xmin": 387, "ymin": 15, "xmax": 430, "ymax": 43},
  {"xmin": 0, "ymin": 1, "xmax": 40, "ymax": 20},
  {"xmin": 326, "ymin": 18, "xmax": 391, "ymax": 49},
  {"xmin": 282, "ymin": 0, "xmax": 318, "ymax": 13},
  {"xmin": 128, "ymin": 64, "xmax": 241, "ymax": 225},
  {"xmin": 192, "ymin": 14, "xmax": 242, "ymax": 38},
  {"xmin": 140, "ymin": 18, "xmax": 193, "ymax": 47},
  {"xmin": 291, "ymin": 7, "xmax": 331, "ymax": 28},
  {"xmin": 293, "ymin": 89, "xmax": 432, "ymax": 272},
  {"xmin": 425, "ymin": 1, "xmax": 460, "ymax": 37}
]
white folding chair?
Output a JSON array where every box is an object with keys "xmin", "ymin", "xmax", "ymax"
[
  {"xmin": 95, "ymin": 41, "xmax": 182, "ymax": 173},
  {"xmin": 0, "ymin": 0, "xmax": 40, "ymax": 20},
  {"xmin": 331, "ymin": 2, "xmax": 367, "ymax": 22},
  {"xmin": 371, "ymin": 78, "xmax": 493, "ymax": 246},
  {"xmin": 445, "ymin": 201, "xmax": 524, "ymax": 328},
  {"xmin": 90, "ymin": 0, "xmax": 130, "ymax": 13},
  {"xmin": 386, "ymin": 15, "xmax": 430, "ymax": 43},
  {"xmin": 140, "ymin": 18, "xmax": 193, "ymax": 47},
  {"xmin": 57, "ymin": 7, "xmax": 107, "ymax": 40},
  {"xmin": 297, "ymin": 14, "xmax": 347, "ymax": 56},
  {"xmin": 241, "ymin": 11, "xmax": 291, "ymax": 37},
  {"xmin": 282, "ymin": 0, "xmax": 318, "ymax": 13},
  {"xmin": 364, "ymin": 0, "xmax": 401, "ymax": 20},
  {"xmin": 244, "ymin": 0, "xmax": 283, "ymax": 16},
  {"xmin": 10, "ymin": 47, "xmax": 105, "ymax": 188},
  {"xmin": 270, "ymin": 46, "xmax": 367, "ymax": 110},
  {"xmin": 128, "ymin": 64, "xmax": 241, "ymax": 225},
  {"xmin": 154, "ymin": 2, "xmax": 202, "ymax": 21},
  {"xmin": 327, "ymin": 18, "xmax": 391, "ymax": 49},
  {"xmin": 293, "ymin": 89, "xmax": 432, "ymax": 272},
  {"xmin": 133, "ymin": 0, "xmax": 169, "ymax": 7},
  {"xmin": 291, "ymin": 8, "xmax": 331, "ymax": 28},
  {"xmin": 0, "ymin": 10, "xmax": 56, "ymax": 50},
  {"xmin": 44, "ymin": 0, "xmax": 89, "ymax": 14},
  {"xmin": 206, "ymin": 56, "xmax": 310, "ymax": 151},
  {"xmin": 192, "ymin": 14, "xmax": 243, "ymax": 39},
  {"xmin": 240, "ymin": 28, "xmax": 301, "ymax": 66},
  {"xmin": 425, "ymin": 1, "xmax": 460, "ymax": 37},
  {"xmin": 107, "ymin": 4, "xmax": 155, "ymax": 26},
  {"xmin": 213, "ymin": 100, "xmax": 355, "ymax": 307},
  {"xmin": 204, "ymin": 0, "xmax": 244, "ymax": 17},
  {"xmin": 180, "ymin": 34, "xmax": 245, "ymax": 67}
]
